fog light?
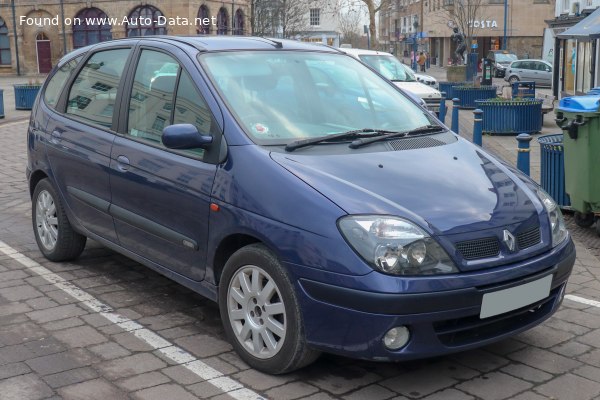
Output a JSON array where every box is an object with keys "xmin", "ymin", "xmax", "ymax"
[{"xmin": 383, "ymin": 326, "xmax": 410, "ymax": 350}]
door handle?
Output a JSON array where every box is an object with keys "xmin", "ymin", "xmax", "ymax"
[
  {"xmin": 50, "ymin": 130, "xmax": 62, "ymax": 144},
  {"xmin": 116, "ymin": 155, "xmax": 130, "ymax": 172}
]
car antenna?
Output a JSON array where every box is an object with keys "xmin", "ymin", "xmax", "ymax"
[{"xmin": 263, "ymin": 37, "xmax": 283, "ymax": 48}]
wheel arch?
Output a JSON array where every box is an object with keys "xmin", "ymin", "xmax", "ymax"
[
  {"xmin": 29, "ymin": 170, "xmax": 49, "ymax": 198},
  {"xmin": 211, "ymin": 233, "xmax": 263, "ymax": 285}
]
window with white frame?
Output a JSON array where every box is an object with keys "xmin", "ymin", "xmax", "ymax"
[{"xmin": 309, "ymin": 8, "xmax": 320, "ymax": 26}]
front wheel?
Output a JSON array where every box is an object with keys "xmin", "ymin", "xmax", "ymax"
[
  {"xmin": 219, "ymin": 244, "xmax": 319, "ymax": 374},
  {"xmin": 32, "ymin": 179, "xmax": 86, "ymax": 261},
  {"xmin": 509, "ymin": 76, "xmax": 520, "ymax": 84}
]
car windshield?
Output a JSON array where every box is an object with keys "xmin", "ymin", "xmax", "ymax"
[
  {"xmin": 358, "ymin": 54, "xmax": 417, "ymax": 82},
  {"xmin": 495, "ymin": 53, "xmax": 517, "ymax": 62},
  {"xmin": 200, "ymin": 51, "xmax": 433, "ymax": 145}
]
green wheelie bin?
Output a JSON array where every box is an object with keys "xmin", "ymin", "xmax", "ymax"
[{"xmin": 554, "ymin": 95, "xmax": 600, "ymax": 233}]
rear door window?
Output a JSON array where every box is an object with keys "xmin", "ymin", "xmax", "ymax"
[{"xmin": 66, "ymin": 48, "xmax": 131, "ymax": 128}]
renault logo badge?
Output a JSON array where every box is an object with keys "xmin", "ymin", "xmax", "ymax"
[{"xmin": 503, "ymin": 230, "xmax": 516, "ymax": 252}]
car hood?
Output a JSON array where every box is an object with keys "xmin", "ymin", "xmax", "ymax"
[
  {"xmin": 415, "ymin": 73, "xmax": 436, "ymax": 82},
  {"xmin": 393, "ymin": 81, "xmax": 441, "ymax": 98},
  {"xmin": 270, "ymin": 137, "xmax": 540, "ymax": 236}
]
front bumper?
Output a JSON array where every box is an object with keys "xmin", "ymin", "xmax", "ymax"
[{"xmin": 292, "ymin": 237, "xmax": 575, "ymax": 361}]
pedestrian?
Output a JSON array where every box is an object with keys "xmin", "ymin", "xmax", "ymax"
[{"xmin": 417, "ymin": 52, "xmax": 426, "ymax": 72}]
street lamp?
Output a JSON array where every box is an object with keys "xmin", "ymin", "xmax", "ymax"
[
  {"xmin": 502, "ymin": 0, "xmax": 508, "ymax": 50},
  {"xmin": 412, "ymin": 17, "xmax": 419, "ymax": 72}
]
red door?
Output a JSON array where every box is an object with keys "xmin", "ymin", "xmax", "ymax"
[{"xmin": 36, "ymin": 40, "xmax": 52, "ymax": 73}]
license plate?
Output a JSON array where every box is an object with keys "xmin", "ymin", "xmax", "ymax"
[{"xmin": 480, "ymin": 275, "xmax": 552, "ymax": 319}]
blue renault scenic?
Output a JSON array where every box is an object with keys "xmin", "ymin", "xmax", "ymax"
[{"xmin": 27, "ymin": 37, "xmax": 575, "ymax": 374}]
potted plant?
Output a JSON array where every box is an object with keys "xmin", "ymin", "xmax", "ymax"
[
  {"xmin": 14, "ymin": 78, "xmax": 43, "ymax": 110},
  {"xmin": 475, "ymin": 97, "xmax": 544, "ymax": 134}
]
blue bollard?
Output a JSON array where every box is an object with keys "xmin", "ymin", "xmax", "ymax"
[
  {"xmin": 472, "ymin": 109, "xmax": 483, "ymax": 146},
  {"xmin": 438, "ymin": 92, "xmax": 447, "ymax": 124},
  {"xmin": 516, "ymin": 133, "xmax": 533, "ymax": 176},
  {"xmin": 451, "ymin": 98, "xmax": 460, "ymax": 134}
]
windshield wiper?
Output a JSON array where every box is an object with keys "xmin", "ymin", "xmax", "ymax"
[
  {"xmin": 349, "ymin": 125, "xmax": 446, "ymax": 149},
  {"xmin": 284, "ymin": 128, "xmax": 395, "ymax": 152}
]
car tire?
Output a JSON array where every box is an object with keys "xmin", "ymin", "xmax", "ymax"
[
  {"xmin": 574, "ymin": 212, "xmax": 595, "ymax": 228},
  {"xmin": 509, "ymin": 76, "xmax": 520, "ymax": 84},
  {"xmin": 32, "ymin": 178, "xmax": 86, "ymax": 261},
  {"xmin": 219, "ymin": 243, "xmax": 320, "ymax": 374}
]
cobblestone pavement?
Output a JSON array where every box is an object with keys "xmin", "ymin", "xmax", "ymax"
[{"xmin": 2, "ymin": 114, "xmax": 600, "ymax": 400}]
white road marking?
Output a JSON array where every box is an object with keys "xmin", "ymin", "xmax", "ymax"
[
  {"xmin": 565, "ymin": 294, "xmax": 600, "ymax": 308},
  {"xmin": 0, "ymin": 240, "xmax": 265, "ymax": 400}
]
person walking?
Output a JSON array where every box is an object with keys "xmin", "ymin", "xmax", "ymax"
[{"xmin": 417, "ymin": 52, "xmax": 426, "ymax": 72}]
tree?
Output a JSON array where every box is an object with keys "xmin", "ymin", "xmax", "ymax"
[
  {"xmin": 251, "ymin": 0, "xmax": 311, "ymax": 38},
  {"xmin": 338, "ymin": 4, "xmax": 364, "ymax": 47},
  {"xmin": 344, "ymin": 0, "xmax": 390, "ymax": 48}
]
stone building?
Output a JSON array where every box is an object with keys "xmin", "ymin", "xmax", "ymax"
[
  {"xmin": 380, "ymin": 0, "xmax": 555, "ymax": 66},
  {"xmin": 0, "ymin": 0, "xmax": 250, "ymax": 75}
]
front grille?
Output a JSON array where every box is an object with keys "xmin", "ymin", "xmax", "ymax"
[
  {"xmin": 434, "ymin": 285, "xmax": 561, "ymax": 347},
  {"xmin": 456, "ymin": 237, "xmax": 500, "ymax": 260},
  {"xmin": 517, "ymin": 226, "xmax": 541, "ymax": 250},
  {"xmin": 388, "ymin": 130, "xmax": 457, "ymax": 151},
  {"xmin": 424, "ymin": 98, "xmax": 441, "ymax": 111}
]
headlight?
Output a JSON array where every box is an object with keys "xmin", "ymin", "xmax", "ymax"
[
  {"xmin": 338, "ymin": 216, "xmax": 458, "ymax": 275},
  {"xmin": 536, "ymin": 188, "xmax": 567, "ymax": 247},
  {"xmin": 497, "ymin": 64, "xmax": 505, "ymax": 70}
]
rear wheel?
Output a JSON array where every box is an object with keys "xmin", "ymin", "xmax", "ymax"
[
  {"xmin": 32, "ymin": 179, "xmax": 86, "ymax": 261},
  {"xmin": 219, "ymin": 244, "xmax": 319, "ymax": 374}
]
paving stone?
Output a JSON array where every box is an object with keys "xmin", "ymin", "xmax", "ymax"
[
  {"xmin": 117, "ymin": 371, "xmax": 170, "ymax": 391},
  {"xmin": 300, "ymin": 393, "xmax": 341, "ymax": 400},
  {"xmin": 233, "ymin": 368, "xmax": 298, "ymax": 391},
  {"xmin": 421, "ymin": 389, "xmax": 475, "ymax": 400},
  {"xmin": 380, "ymin": 369, "xmax": 457, "ymax": 399},
  {"xmin": 515, "ymin": 324, "xmax": 574, "ymax": 348},
  {"xmin": 553, "ymin": 308, "xmax": 600, "ymax": 329},
  {"xmin": 578, "ymin": 349, "xmax": 600, "ymax": 367},
  {"xmin": 81, "ymin": 313, "xmax": 113, "ymax": 328},
  {"xmin": 500, "ymin": 363, "xmax": 553, "ymax": 383},
  {"xmin": 535, "ymin": 373, "xmax": 600, "ymax": 400},
  {"xmin": 545, "ymin": 317, "xmax": 592, "ymax": 336},
  {"xmin": 0, "ymin": 269, "xmax": 29, "ymax": 282},
  {"xmin": 0, "ymin": 373, "xmax": 54, "ymax": 400},
  {"xmin": 0, "ymin": 321, "xmax": 48, "ymax": 345},
  {"xmin": 58, "ymin": 378, "xmax": 129, "ymax": 400},
  {"xmin": 157, "ymin": 325, "xmax": 201, "ymax": 340},
  {"xmin": 188, "ymin": 380, "xmax": 227, "ymax": 398},
  {"xmin": 573, "ymin": 365, "xmax": 600, "ymax": 382},
  {"xmin": 174, "ymin": 334, "xmax": 232, "ymax": 358},
  {"xmin": 25, "ymin": 296, "xmax": 59, "ymax": 310},
  {"xmin": 137, "ymin": 312, "xmax": 197, "ymax": 331},
  {"xmin": 576, "ymin": 328, "xmax": 600, "ymax": 348},
  {"xmin": 53, "ymin": 325, "xmax": 108, "ymax": 348},
  {"xmin": 509, "ymin": 392, "xmax": 548, "ymax": 400},
  {"xmin": 0, "ymin": 361, "xmax": 31, "ymax": 380},
  {"xmin": 133, "ymin": 383, "xmax": 199, "ymax": 400},
  {"xmin": 27, "ymin": 304, "xmax": 88, "ymax": 324},
  {"xmin": 98, "ymin": 353, "xmax": 168, "ymax": 380},
  {"xmin": 88, "ymin": 342, "xmax": 132, "ymax": 360},
  {"xmin": 456, "ymin": 372, "xmax": 532, "ymax": 400},
  {"xmin": 551, "ymin": 341, "xmax": 592, "ymax": 357},
  {"xmin": 342, "ymin": 384, "xmax": 395, "ymax": 400},
  {"xmin": 0, "ymin": 302, "xmax": 32, "ymax": 316},
  {"xmin": 451, "ymin": 349, "xmax": 510, "ymax": 372},
  {"xmin": 508, "ymin": 346, "xmax": 582, "ymax": 374},
  {"xmin": 42, "ymin": 366, "xmax": 99, "ymax": 388},
  {"xmin": 112, "ymin": 331, "xmax": 157, "ymax": 352},
  {"xmin": 26, "ymin": 348, "xmax": 96, "ymax": 376},
  {"xmin": 219, "ymin": 351, "xmax": 251, "ymax": 371},
  {"xmin": 42, "ymin": 317, "xmax": 86, "ymax": 331},
  {"xmin": 162, "ymin": 365, "xmax": 204, "ymax": 385},
  {"xmin": 0, "ymin": 284, "xmax": 43, "ymax": 301}
]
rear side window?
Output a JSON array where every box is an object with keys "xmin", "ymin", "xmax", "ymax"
[
  {"xmin": 44, "ymin": 56, "xmax": 82, "ymax": 108},
  {"xmin": 66, "ymin": 48, "xmax": 131, "ymax": 128}
]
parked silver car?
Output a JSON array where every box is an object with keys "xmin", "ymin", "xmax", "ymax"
[{"xmin": 504, "ymin": 59, "xmax": 553, "ymax": 87}]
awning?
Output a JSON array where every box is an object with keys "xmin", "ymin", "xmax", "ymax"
[{"xmin": 557, "ymin": 7, "xmax": 600, "ymax": 40}]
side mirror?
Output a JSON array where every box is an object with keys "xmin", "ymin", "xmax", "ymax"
[
  {"xmin": 162, "ymin": 124, "xmax": 213, "ymax": 150},
  {"xmin": 546, "ymin": 68, "xmax": 551, "ymax": 72}
]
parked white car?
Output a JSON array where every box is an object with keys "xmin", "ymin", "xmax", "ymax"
[
  {"xmin": 339, "ymin": 48, "xmax": 442, "ymax": 113},
  {"xmin": 414, "ymin": 71, "xmax": 438, "ymax": 89}
]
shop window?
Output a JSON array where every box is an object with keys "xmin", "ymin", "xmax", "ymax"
[
  {"xmin": 233, "ymin": 9, "xmax": 244, "ymax": 35},
  {"xmin": 217, "ymin": 8, "xmax": 228, "ymax": 35},
  {"xmin": 198, "ymin": 5, "xmax": 210, "ymax": 34}
]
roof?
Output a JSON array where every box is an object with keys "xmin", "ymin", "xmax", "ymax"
[
  {"xmin": 337, "ymin": 48, "xmax": 394, "ymax": 57},
  {"xmin": 142, "ymin": 36, "xmax": 340, "ymax": 52},
  {"xmin": 557, "ymin": 7, "xmax": 600, "ymax": 40}
]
